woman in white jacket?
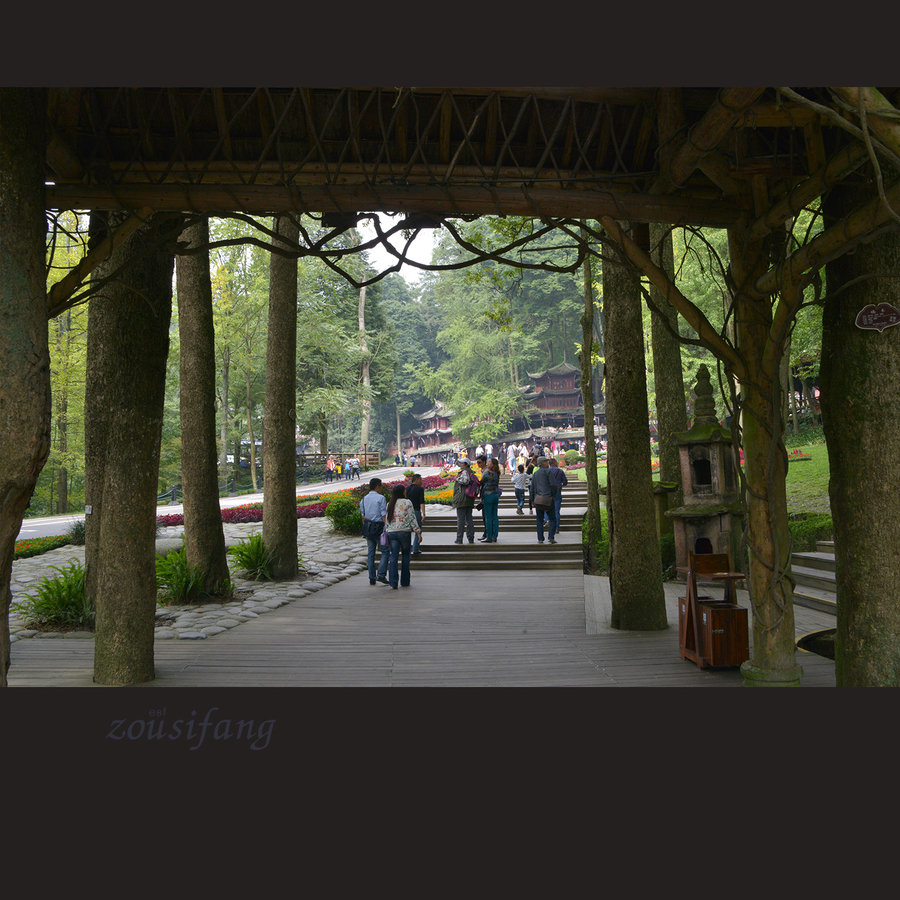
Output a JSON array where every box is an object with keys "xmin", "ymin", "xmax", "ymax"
[{"xmin": 384, "ymin": 483, "xmax": 423, "ymax": 589}]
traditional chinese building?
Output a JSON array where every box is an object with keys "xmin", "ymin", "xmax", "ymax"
[
  {"xmin": 517, "ymin": 361, "xmax": 605, "ymax": 430},
  {"xmin": 403, "ymin": 401, "xmax": 459, "ymax": 465}
]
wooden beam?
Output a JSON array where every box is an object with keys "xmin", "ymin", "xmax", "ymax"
[
  {"xmin": 212, "ymin": 88, "xmax": 232, "ymax": 159},
  {"xmin": 46, "ymin": 131, "xmax": 84, "ymax": 180},
  {"xmin": 754, "ymin": 175, "xmax": 900, "ymax": 295},
  {"xmin": 45, "ymin": 182, "xmax": 743, "ymax": 227},
  {"xmin": 830, "ymin": 86, "xmax": 900, "ymax": 157},
  {"xmin": 46, "ymin": 208, "xmax": 154, "ymax": 316},
  {"xmin": 650, "ymin": 87, "xmax": 767, "ymax": 194},
  {"xmin": 748, "ymin": 141, "xmax": 869, "ymax": 239},
  {"xmin": 697, "ymin": 152, "xmax": 743, "ymax": 196}
]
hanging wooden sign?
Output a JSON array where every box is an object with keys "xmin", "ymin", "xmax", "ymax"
[{"xmin": 855, "ymin": 303, "xmax": 900, "ymax": 332}]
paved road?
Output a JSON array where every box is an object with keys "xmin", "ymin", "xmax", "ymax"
[{"xmin": 17, "ymin": 465, "xmax": 441, "ymax": 541}]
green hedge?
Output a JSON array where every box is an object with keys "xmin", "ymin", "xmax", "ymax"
[{"xmin": 788, "ymin": 513, "xmax": 833, "ymax": 551}]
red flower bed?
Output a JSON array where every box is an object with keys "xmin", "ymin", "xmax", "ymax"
[{"xmin": 155, "ymin": 479, "xmax": 444, "ymax": 529}]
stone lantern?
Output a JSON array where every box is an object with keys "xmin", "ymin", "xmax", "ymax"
[{"xmin": 665, "ymin": 364, "xmax": 744, "ymax": 572}]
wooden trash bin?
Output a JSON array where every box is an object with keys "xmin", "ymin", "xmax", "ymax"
[{"xmin": 678, "ymin": 551, "xmax": 749, "ymax": 669}]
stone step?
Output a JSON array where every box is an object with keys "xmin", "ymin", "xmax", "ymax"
[
  {"xmin": 793, "ymin": 586, "xmax": 837, "ymax": 616},
  {"xmin": 791, "ymin": 551, "xmax": 836, "ymax": 574},
  {"xmin": 816, "ymin": 540, "xmax": 835, "ymax": 552},
  {"xmin": 791, "ymin": 563, "xmax": 837, "ymax": 595},
  {"xmin": 409, "ymin": 545, "xmax": 582, "ymax": 570}
]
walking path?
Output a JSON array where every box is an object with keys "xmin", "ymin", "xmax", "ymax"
[{"xmin": 7, "ymin": 472, "xmax": 838, "ymax": 687}]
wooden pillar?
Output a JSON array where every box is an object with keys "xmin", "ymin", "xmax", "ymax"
[{"xmin": 727, "ymin": 222, "xmax": 801, "ymax": 686}]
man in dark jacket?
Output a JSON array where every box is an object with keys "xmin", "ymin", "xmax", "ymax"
[
  {"xmin": 530, "ymin": 457, "xmax": 558, "ymax": 544},
  {"xmin": 406, "ymin": 472, "xmax": 426, "ymax": 555},
  {"xmin": 548, "ymin": 457, "xmax": 569, "ymax": 532}
]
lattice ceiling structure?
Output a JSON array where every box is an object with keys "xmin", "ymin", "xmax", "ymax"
[{"xmin": 43, "ymin": 86, "xmax": 891, "ymax": 231}]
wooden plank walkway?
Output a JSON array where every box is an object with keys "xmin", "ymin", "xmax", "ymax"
[{"xmin": 7, "ymin": 567, "xmax": 837, "ymax": 688}]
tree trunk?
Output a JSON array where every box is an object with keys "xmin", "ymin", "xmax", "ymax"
[
  {"xmin": 727, "ymin": 225, "xmax": 801, "ymax": 687},
  {"xmin": 603, "ymin": 236, "xmax": 667, "ymax": 630},
  {"xmin": 262, "ymin": 215, "xmax": 299, "ymax": 579},
  {"xmin": 175, "ymin": 217, "xmax": 230, "ymax": 596},
  {"xmin": 87, "ymin": 212, "xmax": 182, "ymax": 685},
  {"xmin": 649, "ymin": 223, "xmax": 688, "ymax": 498},
  {"xmin": 822, "ymin": 180, "xmax": 900, "ymax": 686},
  {"xmin": 789, "ymin": 363, "xmax": 799, "ymax": 435},
  {"xmin": 55, "ymin": 360, "xmax": 69, "ymax": 515},
  {"xmin": 247, "ymin": 379, "xmax": 258, "ymax": 492},
  {"xmin": 580, "ymin": 240, "xmax": 603, "ymax": 573},
  {"xmin": 396, "ymin": 403, "xmax": 402, "ymax": 458},
  {"xmin": 358, "ymin": 285, "xmax": 371, "ymax": 451},
  {"xmin": 0, "ymin": 88, "xmax": 49, "ymax": 687},
  {"xmin": 220, "ymin": 345, "xmax": 230, "ymax": 476}
]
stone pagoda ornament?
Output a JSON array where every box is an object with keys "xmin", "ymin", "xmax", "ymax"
[{"xmin": 665, "ymin": 364, "xmax": 744, "ymax": 572}]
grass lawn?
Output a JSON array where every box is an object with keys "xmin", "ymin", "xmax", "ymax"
[{"xmin": 573, "ymin": 443, "xmax": 831, "ymax": 516}]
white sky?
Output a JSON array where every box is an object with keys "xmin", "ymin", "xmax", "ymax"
[{"xmin": 356, "ymin": 213, "xmax": 437, "ymax": 285}]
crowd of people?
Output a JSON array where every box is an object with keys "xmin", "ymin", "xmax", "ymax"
[
  {"xmin": 324, "ymin": 455, "xmax": 362, "ymax": 482},
  {"xmin": 357, "ymin": 450, "xmax": 573, "ymax": 592}
]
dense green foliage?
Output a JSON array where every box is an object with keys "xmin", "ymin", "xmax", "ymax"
[
  {"xmin": 324, "ymin": 495, "xmax": 363, "ymax": 535},
  {"xmin": 13, "ymin": 560, "xmax": 92, "ymax": 630},
  {"xmin": 155, "ymin": 546, "xmax": 232, "ymax": 604},
  {"xmin": 227, "ymin": 533, "xmax": 275, "ymax": 580}
]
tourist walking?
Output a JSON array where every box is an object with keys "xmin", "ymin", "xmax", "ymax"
[
  {"xmin": 531, "ymin": 456, "xmax": 558, "ymax": 543},
  {"xmin": 406, "ymin": 472, "xmax": 426, "ymax": 555},
  {"xmin": 512, "ymin": 463, "xmax": 528, "ymax": 515},
  {"xmin": 452, "ymin": 460, "xmax": 479, "ymax": 544},
  {"xmin": 548, "ymin": 457, "xmax": 569, "ymax": 531},
  {"xmin": 325, "ymin": 455, "xmax": 335, "ymax": 483},
  {"xmin": 479, "ymin": 457, "xmax": 502, "ymax": 542},
  {"xmin": 359, "ymin": 477, "xmax": 389, "ymax": 585},
  {"xmin": 384, "ymin": 483, "xmax": 423, "ymax": 589}
]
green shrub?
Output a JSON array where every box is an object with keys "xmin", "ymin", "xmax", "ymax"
[
  {"xmin": 227, "ymin": 533, "xmax": 273, "ymax": 581},
  {"xmin": 324, "ymin": 495, "xmax": 363, "ymax": 535},
  {"xmin": 156, "ymin": 547, "xmax": 231, "ymax": 604},
  {"xmin": 788, "ymin": 513, "xmax": 833, "ymax": 551},
  {"xmin": 564, "ymin": 449, "xmax": 579, "ymax": 465},
  {"xmin": 67, "ymin": 519, "xmax": 86, "ymax": 546},
  {"xmin": 13, "ymin": 560, "xmax": 93, "ymax": 631}
]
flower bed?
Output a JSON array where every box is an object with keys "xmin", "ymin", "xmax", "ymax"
[
  {"xmin": 154, "ymin": 474, "xmax": 450, "ymax": 528},
  {"xmin": 13, "ymin": 534, "xmax": 72, "ymax": 560}
]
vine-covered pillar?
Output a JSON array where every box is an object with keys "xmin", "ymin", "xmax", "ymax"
[{"xmin": 728, "ymin": 221, "xmax": 800, "ymax": 686}]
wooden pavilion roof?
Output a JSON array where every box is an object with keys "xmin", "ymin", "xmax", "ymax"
[{"xmin": 42, "ymin": 86, "xmax": 884, "ymax": 229}]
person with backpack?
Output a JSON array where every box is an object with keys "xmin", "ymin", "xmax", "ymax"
[
  {"xmin": 548, "ymin": 457, "xmax": 569, "ymax": 531},
  {"xmin": 531, "ymin": 456, "xmax": 558, "ymax": 544},
  {"xmin": 451, "ymin": 460, "xmax": 479, "ymax": 544}
]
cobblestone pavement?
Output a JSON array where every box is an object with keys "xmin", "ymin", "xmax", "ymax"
[{"xmin": 8, "ymin": 517, "xmax": 387, "ymax": 643}]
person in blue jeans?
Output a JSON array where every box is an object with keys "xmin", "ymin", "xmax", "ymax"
[
  {"xmin": 384, "ymin": 483, "xmax": 423, "ymax": 588},
  {"xmin": 478, "ymin": 457, "xmax": 502, "ymax": 542},
  {"xmin": 530, "ymin": 456, "xmax": 558, "ymax": 543},
  {"xmin": 512, "ymin": 463, "xmax": 528, "ymax": 514},
  {"xmin": 548, "ymin": 457, "xmax": 569, "ymax": 531},
  {"xmin": 359, "ymin": 477, "xmax": 389, "ymax": 585}
]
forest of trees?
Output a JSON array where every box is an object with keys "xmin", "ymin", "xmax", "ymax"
[{"xmin": 31, "ymin": 213, "xmax": 825, "ymax": 518}]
